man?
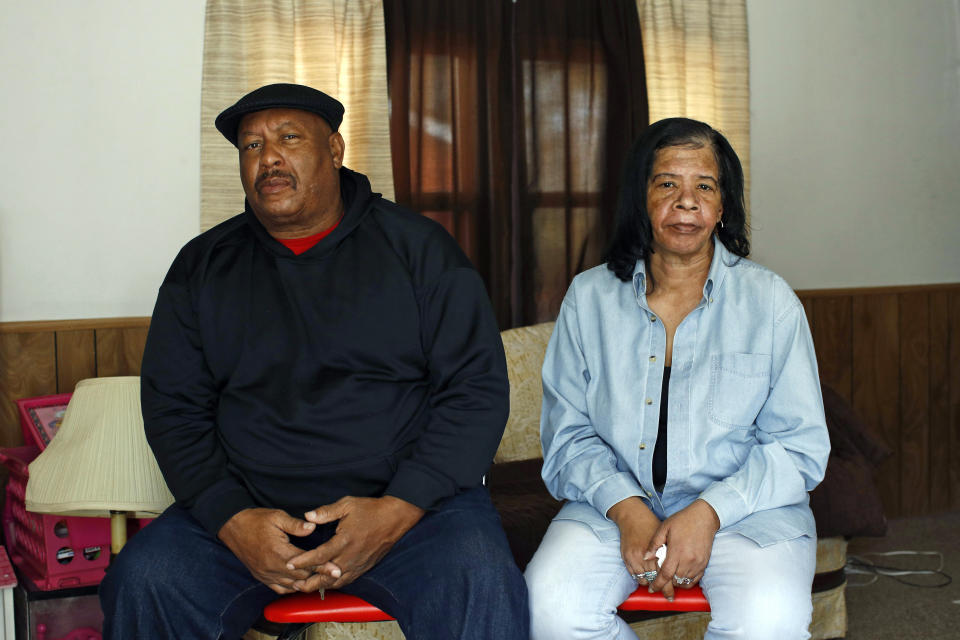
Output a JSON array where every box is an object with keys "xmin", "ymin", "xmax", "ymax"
[{"xmin": 100, "ymin": 83, "xmax": 529, "ymax": 640}]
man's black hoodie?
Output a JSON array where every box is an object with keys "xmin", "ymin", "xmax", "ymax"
[{"xmin": 141, "ymin": 168, "xmax": 509, "ymax": 535}]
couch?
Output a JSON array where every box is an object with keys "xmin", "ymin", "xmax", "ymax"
[{"xmin": 248, "ymin": 321, "xmax": 856, "ymax": 640}]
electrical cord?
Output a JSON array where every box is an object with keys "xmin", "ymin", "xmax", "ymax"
[{"xmin": 845, "ymin": 551, "xmax": 952, "ymax": 588}]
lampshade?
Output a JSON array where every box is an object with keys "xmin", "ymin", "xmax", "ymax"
[{"xmin": 25, "ymin": 376, "xmax": 174, "ymax": 519}]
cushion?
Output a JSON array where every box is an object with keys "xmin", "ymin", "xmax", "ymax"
[
  {"xmin": 495, "ymin": 322, "xmax": 555, "ymax": 463},
  {"xmin": 819, "ymin": 383, "xmax": 891, "ymax": 466},
  {"xmin": 809, "ymin": 384, "xmax": 891, "ymax": 537}
]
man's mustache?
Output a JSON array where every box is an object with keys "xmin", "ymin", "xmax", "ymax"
[{"xmin": 255, "ymin": 170, "xmax": 297, "ymax": 190}]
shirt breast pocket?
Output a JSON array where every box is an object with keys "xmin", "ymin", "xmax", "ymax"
[{"xmin": 708, "ymin": 352, "xmax": 771, "ymax": 428}]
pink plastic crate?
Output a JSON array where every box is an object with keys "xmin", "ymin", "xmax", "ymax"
[
  {"xmin": 0, "ymin": 446, "xmax": 111, "ymax": 589},
  {"xmin": 16, "ymin": 393, "xmax": 73, "ymax": 450},
  {"xmin": 4, "ymin": 392, "xmax": 157, "ymax": 590}
]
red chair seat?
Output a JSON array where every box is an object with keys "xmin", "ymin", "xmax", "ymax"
[{"xmin": 264, "ymin": 584, "xmax": 709, "ymax": 626}]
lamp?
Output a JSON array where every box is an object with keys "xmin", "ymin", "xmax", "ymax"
[{"xmin": 24, "ymin": 376, "xmax": 174, "ymax": 558}]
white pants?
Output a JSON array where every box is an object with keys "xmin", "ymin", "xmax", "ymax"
[{"xmin": 524, "ymin": 519, "xmax": 816, "ymax": 640}]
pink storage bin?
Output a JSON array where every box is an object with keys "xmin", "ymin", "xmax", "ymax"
[
  {"xmin": 0, "ymin": 446, "xmax": 152, "ymax": 591},
  {"xmin": 1, "ymin": 446, "xmax": 109, "ymax": 590},
  {"xmin": 37, "ymin": 624, "xmax": 102, "ymax": 640}
]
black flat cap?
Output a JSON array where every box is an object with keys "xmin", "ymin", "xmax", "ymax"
[{"xmin": 215, "ymin": 83, "xmax": 345, "ymax": 148}]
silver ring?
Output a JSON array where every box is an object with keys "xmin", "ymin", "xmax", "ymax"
[
  {"xmin": 674, "ymin": 575, "xmax": 693, "ymax": 585},
  {"xmin": 631, "ymin": 573, "xmax": 644, "ymax": 582},
  {"xmin": 642, "ymin": 570, "xmax": 658, "ymax": 582}
]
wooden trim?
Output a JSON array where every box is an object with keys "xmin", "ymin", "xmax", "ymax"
[
  {"xmin": 795, "ymin": 283, "xmax": 960, "ymax": 298},
  {"xmin": 0, "ymin": 317, "xmax": 150, "ymax": 334}
]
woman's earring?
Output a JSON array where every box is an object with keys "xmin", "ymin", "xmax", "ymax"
[{"xmin": 718, "ymin": 218, "xmax": 724, "ymax": 229}]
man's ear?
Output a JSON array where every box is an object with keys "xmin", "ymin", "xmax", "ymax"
[{"xmin": 329, "ymin": 131, "xmax": 345, "ymax": 169}]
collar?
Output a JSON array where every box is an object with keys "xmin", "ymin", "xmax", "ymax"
[
  {"xmin": 631, "ymin": 236, "xmax": 733, "ymax": 303},
  {"xmin": 244, "ymin": 166, "xmax": 377, "ymax": 260}
]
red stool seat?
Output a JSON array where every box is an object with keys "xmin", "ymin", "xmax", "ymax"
[
  {"xmin": 264, "ymin": 584, "xmax": 709, "ymax": 628},
  {"xmin": 264, "ymin": 590, "xmax": 394, "ymax": 624},
  {"xmin": 618, "ymin": 584, "xmax": 710, "ymax": 613}
]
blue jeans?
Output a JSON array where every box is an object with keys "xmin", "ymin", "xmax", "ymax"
[{"xmin": 100, "ymin": 487, "xmax": 529, "ymax": 640}]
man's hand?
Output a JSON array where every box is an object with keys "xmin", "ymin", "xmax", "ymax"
[
  {"xmin": 286, "ymin": 495, "xmax": 425, "ymax": 592},
  {"xmin": 646, "ymin": 499, "xmax": 720, "ymax": 599},
  {"xmin": 607, "ymin": 497, "xmax": 662, "ymax": 592},
  {"xmin": 217, "ymin": 507, "xmax": 318, "ymax": 594}
]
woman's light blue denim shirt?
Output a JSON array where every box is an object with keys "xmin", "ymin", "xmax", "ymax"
[{"xmin": 540, "ymin": 238, "xmax": 831, "ymax": 547}]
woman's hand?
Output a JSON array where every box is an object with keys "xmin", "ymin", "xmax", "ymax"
[
  {"xmin": 646, "ymin": 499, "xmax": 720, "ymax": 598},
  {"xmin": 607, "ymin": 497, "xmax": 662, "ymax": 589}
]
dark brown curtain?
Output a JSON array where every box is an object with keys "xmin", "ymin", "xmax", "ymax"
[{"xmin": 384, "ymin": 0, "xmax": 647, "ymax": 329}]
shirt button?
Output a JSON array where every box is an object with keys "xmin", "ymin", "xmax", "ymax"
[
  {"xmin": 645, "ymin": 398, "xmax": 653, "ymax": 405},
  {"xmin": 649, "ymin": 355, "xmax": 656, "ymax": 362},
  {"xmin": 649, "ymin": 314, "xmax": 657, "ymax": 322},
  {"xmin": 639, "ymin": 443, "xmax": 646, "ymax": 450},
  {"xmin": 645, "ymin": 490, "xmax": 653, "ymax": 498},
  {"xmin": 709, "ymin": 296, "xmax": 714, "ymax": 303}
]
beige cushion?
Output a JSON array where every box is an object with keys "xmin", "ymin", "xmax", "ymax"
[{"xmin": 495, "ymin": 322, "xmax": 555, "ymax": 463}]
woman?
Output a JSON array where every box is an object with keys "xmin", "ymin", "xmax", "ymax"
[{"xmin": 525, "ymin": 118, "xmax": 830, "ymax": 640}]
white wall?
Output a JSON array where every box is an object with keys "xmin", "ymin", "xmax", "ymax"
[
  {"xmin": 2, "ymin": 1, "xmax": 958, "ymax": 323},
  {"xmin": 0, "ymin": 0, "xmax": 205, "ymax": 322},
  {"xmin": 748, "ymin": 0, "xmax": 960, "ymax": 289}
]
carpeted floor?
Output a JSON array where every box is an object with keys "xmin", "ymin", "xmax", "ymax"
[{"xmin": 844, "ymin": 509, "xmax": 960, "ymax": 639}]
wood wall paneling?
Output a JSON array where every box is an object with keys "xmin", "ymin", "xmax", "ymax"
[
  {"xmin": 799, "ymin": 283, "xmax": 960, "ymax": 518},
  {"xmin": 0, "ymin": 332, "xmax": 57, "ymax": 447},
  {"xmin": 813, "ymin": 297, "xmax": 853, "ymax": 402},
  {"xmin": 851, "ymin": 294, "xmax": 901, "ymax": 518},
  {"xmin": 56, "ymin": 330, "xmax": 97, "ymax": 393},
  {"xmin": 799, "ymin": 296, "xmax": 815, "ymax": 334},
  {"xmin": 0, "ymin": 318, "xmax": 149, "ymax": 450},
  {"xmin": 950, "ymin": 292, "xmax": 960, "ymax": 509},
  {"xmin": 898, "ymin": 292, "xmax": 930, "ymax": 516},
  {"xmin": 95, "ymin": 327, "xmax": 149, "ymax": 378},
  {"xmin": 928, "ymin": 293, "xmax": 951, "ymax": 512}
]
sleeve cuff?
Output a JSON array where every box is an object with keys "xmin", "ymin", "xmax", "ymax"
[
  {"xmin": 589, "ymin": 471, "xmax": 646, "ymax": 519},
  {"xmin": 385, "ymin": 461, "xmax": 458, "ymax": 511},
  {"xmin": 699, "ymin": 481, "xmax": 749, "ymax": 530},
  {"xmin": 191, "ymin": 484, "xmax": 258, "ymax": 536}
]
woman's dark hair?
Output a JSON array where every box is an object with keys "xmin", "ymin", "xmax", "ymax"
[{"xmin": 603, "ymin": 117, "xmax": 750, "ymax": 282}]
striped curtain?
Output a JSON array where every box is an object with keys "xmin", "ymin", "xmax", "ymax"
[
  {"xmin": 636, "ymin": 0, "xmax": 750, "ymax": 205},
  {"xmin": 200, "ymin": 0, "xmax": 393, "ymax": 231}
]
